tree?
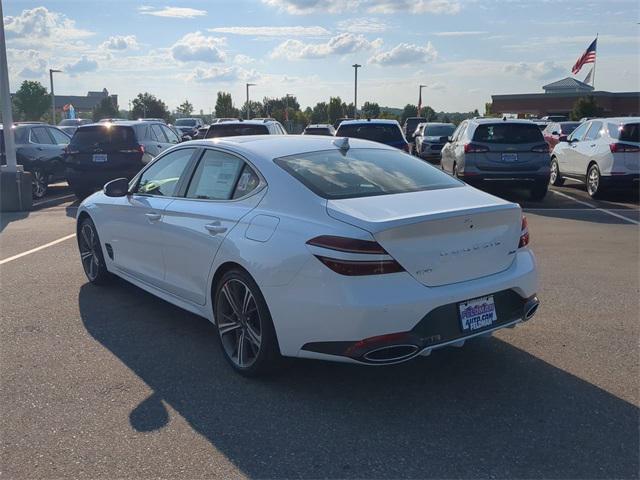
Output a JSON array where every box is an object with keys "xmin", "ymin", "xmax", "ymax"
[
  {"xmin": 92, "ymin": 97, "xmax": 118, "ymax": 121},
  {"xmin": 310, "ymin": 102, "xmax": 328, "ymax": 123},
  {"xmin": 421, "ymin": 105, "xmax": 436, "ymax": 121},
  {"xmin": 215, "ymin": 91, "xmax": 237, "ymax": 118},
  {"xmin": 13, "ymin": 80, "xmax": 50, "ymax": 121},
  {"xmin": 240, "ymin": 100, "xmax": 263, "ymax": 119},
  {"xmin": 401, "ymin": 104, "xmax": 418, "ymax": 124},
  {"xmin": 176, "ymin": 99, "xmax": 194, "ymax": 117},
  {"xmin": 327, "ymin": 97, "xmax": 343, "ymax": 124},
  {"xmin": 131, "ymin": 92, "xmax": 170, "ymax": 121},
  {"xmin": 571, "ymin": 96, "xmax": 603, "ymax": 120}
]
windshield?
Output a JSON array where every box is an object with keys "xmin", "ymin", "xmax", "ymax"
[
  {"xmin": 274, "ymin": 148, "xmax": 461, "ymax": 200},
  {"xmin": 206, "ymin": 124, "xmax": 268, "ymax": 138},
  {"xmin": 473, "ymin": 123, "xmax": 544, "ymax": 144},
  {"xmin": 337, "ymin": 124, "xmax": 404, "ymax": 143},
  {"xmin": 175, "ymin": 119, "xmax": 197, "ymax": 126},
  {"xmin": 611, "ymin": 123, "xmax": 640, "ymax": 142},
  {"xmin": 424, "ymin": 125, "xmax": 455, "ymax": 137},
  {"xmin": 70, "ymin": 125, "xmax": 136, "ymax": 148}
]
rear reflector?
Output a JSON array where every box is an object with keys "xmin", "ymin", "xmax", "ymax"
[
  {"xmin": 315, "ymin": 256, "xmax": 404, "ymax": 276},
  {"xmin": 464, "ymin": 143, "xmax": 489, "ymax": 153},
  {"xmin": 518, "ymin": 215, "xmax": 529, "ymax": 248},
  {"xmin": 610, "ymin": 143, "xmax": 640, "ymax": 153}
]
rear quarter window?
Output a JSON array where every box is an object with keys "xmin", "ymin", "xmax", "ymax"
[
  {"xmin": 473, "ymin": 123, "xmax": 543, "ymax": 144},
  {"xmin": 610, "ymin": 123, "xmax": 640, "ymax": 142}
]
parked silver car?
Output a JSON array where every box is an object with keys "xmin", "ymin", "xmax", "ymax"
[
  {"xmin": 440, "ymin": 118, "xmax": 551, "ymax": 200},
  {"xmin": 414, "ymin": 122, "xmax": 456, "ymax": 164}
]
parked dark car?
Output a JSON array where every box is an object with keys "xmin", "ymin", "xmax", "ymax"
[
  {"xmin": 0, "ymin": 123, "xmax": 70, "ymax": 199},
  {"xmin": 542, "ymin": 121, "xmax": 581, "ymax": 150},
  {"xmin": 336, "ymin": 119, "xmax": 410, "ymax": 151},
  {"xmin": 414, "ymin": 122, "xmax": 456, "ymax": 163},
  {"xmin": 174, "ymin": 117, "xmax": 204, "ymax": 137},
  {"xmin": 64, "ymin": 120, "xmax": 182, "ymax": 198},
  {"xmin": 302, "ymin": 124, "xmax": 336, "ymax": 136},
  {"xmin": 204, "ymin": 119, "xmax": 287, "ymax": 138},
  {"xmin": 402, "ymin": 116, "xmax": 427, "ymax": 145},
  {"xmin": 59, "ymin": 118, "xmax": 91, "ymax": 128},
  {"xmin": 333, "ymin": 118, "xmax": 352, "ymax": 129}
]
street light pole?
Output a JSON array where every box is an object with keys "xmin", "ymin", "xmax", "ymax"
[
  {"xmin": 0, "ymin": 0, "xmax": 16, "ymax": 172},
  {"xmin": 285, "ymin": 93, "xmax": 294, "ymax": 132},
  {"xmin": 352, "ymin": 64, "xmax": 361, "ymax": 119},
  {"xmin": 246, "ymin": 83, "xmax": 256, "ymax": 119},
  {"xmin": 418, "ymin": 84, "xmax": 427, "ymax": 117},
  {"xmin": 49, "ymin": 68, "xmax": 61, "ymax": 124}
]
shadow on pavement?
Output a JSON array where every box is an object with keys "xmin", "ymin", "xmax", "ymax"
[{"xmin": 79, "ymin": 280, "xmax": 639, "ymax": 479}]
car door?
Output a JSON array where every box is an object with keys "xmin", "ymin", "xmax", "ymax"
[
  {"xmin": 148, "ymin": 123, "xmax": 172, "ymax": 157},
  {"xmin": 28, "ymin": 126, "xmax": 61, "ymax": 178},
  {"xmin": 576, "ymin": 121, "xmax": 603, "ymax": 175},
  {"xmin": 443, "ymin": 122, "xmax": 467, "ymax": 173},
  {"xmin": 160, "ymin": 148, "xmax": 266, "ymax": 305},
  {"xmin": 45, "ymin": 127, "xmax": 70, "ymax": 181},
  {"xmin": 103, "ymin": 147, "xmax": 198, "ymax": 289},
  {"xmin": 441, "ymin": 123, "xmax": 460, "ymax": 172},
  {"xmin": 562, "ymin": 122, "xmax": 590, "ymax": 175},
  {"xmin": 161, "ymin": 124, "xmax": 181, "ymax": 147}
]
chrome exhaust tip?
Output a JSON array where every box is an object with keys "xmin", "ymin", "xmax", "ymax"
[
  {"xmin": 362, "ymin": 344, "xmax": 420, "ymax": 363},
  {"xmin": 523, "ymin": 296, "xmax": 540, "ymax": 321}
]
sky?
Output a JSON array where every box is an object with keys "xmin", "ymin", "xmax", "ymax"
[{"xmin": 4, "ymin": 0, "xmax": 639, "ymax": 114}]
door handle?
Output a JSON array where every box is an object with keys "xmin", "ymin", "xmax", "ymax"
[
  {"xmin": 205, "ymin": 222, "xmax": 227, "ymax": 235},
  {"xmin": 145, "ymin": 212, "xmax": 161, "ymax": 221}
]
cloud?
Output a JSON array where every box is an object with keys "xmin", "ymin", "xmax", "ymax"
[
  {"xmin": 433, "ymin": 31, "xmax": 488, "ymax": 37},
  {"xmin": 262, "ymin": 0, "xmax": 460, "ymax": 14},
  {"xmin": 4, "ymin": 6, "xmax": 93, "ymax": 41},
  {"xmin": 138, "ymin": 6, "xmax": 207, "ymax": 18},
  {"xmin": 369, "ymin": 42, "xmax": 437, "ymax": 66},
  {"xmin": 100, "ymin": 35, "xmax": 139, "ymax": 50},
  {"xmin": 503, "ymin": 61, "xmax": 565, "ymax": 80},
  {"xmin": 64, "ymin": 55, "xmax": 98, "ymax": 75},
  {"xmin": 186, "ymin": 66, "xmax": 259, "ymax": 83},
  {"xmin": 271, "ymin": 33, "xmax": 382, "ymax": 60},
  {"xmin": 337, "ymin": 18, "xmax": 387, "ymax": 33},
  {"xmin": 17, "ymin": 50, "xmax": 47, "ymax": 78},
  {"xmin": 234, "ymin": 54, "xmax": 255, "ymax": 64},
  {"xmin": 170, "ymin": 32, "xmax": 226, "ymax": 63},
  {"xmin": 367, "ymin": 0, "xmax": 461, "ymax": 14},
  {"xmin": 261, "ymin": 0, "xmax": 358, "ymax": 14},
  {"xmin": 208, "ymin": 26, "xmax": 330, "ymax": 36}
]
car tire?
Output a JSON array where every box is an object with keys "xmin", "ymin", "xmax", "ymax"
[
  {"xmin": 587, "ymin": 164, "xmax": 603, "ymax": 198},
  {"xmin": 214, "ymin": 269, "xmax": 281, "ymax": 377},
  {"xmin": 530, "ymin": 181, "xmax": 549, "ymax": 201},
  {"xmin": 31, "ymin": 168, "xmax": 48, "ymax": 200},
  {"xmin": 77, "ymin": 217, "xmax": 112, "ymax": 285},
  {"xmin": 549, "ymin": 158, "xmax": 564, "ymax": 186}
]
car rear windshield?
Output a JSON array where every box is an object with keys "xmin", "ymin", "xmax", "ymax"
[
  {"xmin": 560, "ymin": 122, "xmax": 580, "ymax": 134},
  {"xmin": 206, "ymin": 124, "xmax": 269, "ymax": 138},
  {"xmin": 424, "ymin": 125, "xmax": 456, "ymax": 137},
  {"xmin": 337, "ymin": 124, "xmax": 404, "ymax": 143},
  {"xmin": 70, "ymin": 125, "xmax": 137, "ymax": 148},
  {"xmin": 274, "ymin": 148, "xmax": 461, "ymax": 200},
  {"xmin": 304, "ymin": 128, "xmax": 331, "ymax": 135},
  {"xmin": 611, "ymin": 123, "xmax": 640, "ymax": 142},
  {"xmin": 175, "ymin": 119, "xmax": 197, "ymax": 126},
  {"xmin": 473, "ymin": 123, "xmax": 544, "ymax": 144}
]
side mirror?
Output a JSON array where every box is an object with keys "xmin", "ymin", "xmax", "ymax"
[
  {"xmin": 558, "ymin": 135, "xmax": 568, "ymax": 142},
  {"xmin": 181, "ymin": 134, "xmax": 192, "ymax": 142},
  {"xmin": 104, "ymin": 178, "xmax": 130, "ymax": 197}
]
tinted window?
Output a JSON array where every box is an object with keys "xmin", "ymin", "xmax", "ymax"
[
  {"xmin": 452, "ymin": 123, "xmax": 467, "ymax": 142},
  {"xmin": 71, "ymin": 126, "xmax": 136, "ymax": 148},
  {"xmin": 304, "ymin": 128, "xmax": 332, "ymax": 136},
  {"xmin": 473, "ymin": 123, "xmax": 543, "ymax": 144},
  {"xmin": 206, "ymin": 124, "xmax": 269, "ymax": 138},
  {"xmin": 337, "ymin": 124, "xmax": 404, "ymax": 143},
  {"xmin": 48, "ymin": 128, "xmax": 70, "ymax": 144},
  {"xmin": 610, "ymin": 123, "xmax": 640, "ymax": 142},
  {"xmin": 424, "ymin": 125, "xmax": 456, "ymax": 137},
  {"xmin": 151, "ymin": 124, "xmax": 167, "ymax": 143},
  {"xmin": 275, "ymin": 148, "xmax": 461, "ymax": 200},
  {"xmin": 559, "ymin": 122, "xmax": 580, "ymax": 135},
  {"xmin": 175, "ymin": 119, "xmax": 197, "ymax": 126},
  {"xmin": 569, "ymin": 122, "xmax": 589, "ymax": 141},
  {"xmin": 137, "ymin": 148, "xmax": 194, "ymax": 196},
  {"xmin": 584, "ymin": 121, "xmax": 603, "ymax": 141},
  {"xmin": 162, "ymin": 125, "xmax": 180, "ymax": 144},
  {"xmin": 233, "ymin": 165, "xmax": 261, "ymax": 199},
  {"xmin": 31, "ymin": 127, "xmax": 54, "ymax": 145},
  {"xmin": 186, "ymin": 150, "xmax": 245, "ymax": 200}
]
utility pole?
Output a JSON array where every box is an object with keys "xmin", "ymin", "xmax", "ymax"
[
  {"xmin": 418, "ymin": 84, "xmax": 427, "ymax": 117},
  {"xmin": 246, "ymin": 83, "xmax": 256, "ymax": 119},
  {"xmin": 285, "ymin": 93, "xmax": 295, "ymax": 132},
  {"xmin": 49, "ymin": 68, "xmax": 61, "ymax": 124},
  {"xmin": 352, "ymin": 64, "xmax": 361, "ymax": 119}
]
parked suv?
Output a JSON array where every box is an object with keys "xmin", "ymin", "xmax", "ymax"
[
  {"xmin": 1, "ymin": 123, "xmax": 70, "ymax": 199},
  {"xmin": 550, "ymin": 117, "xmax": 639, "ymax": 197},
  {"xmin": 204, "ymin": 119, "xmax": 287, "ymax": 138},
  {"xmin": 336, "ymin": 119, "xmax": 409, "ymax": 151},
  {"xmin": 64, "ymin": 120, "xmax": 182, "ymax": 198},
  {"xmin": 174, "ymin": 117, "xmax": 204, "ymax": 137},
  {"xmin": 440, "ymin": 119, "xmax": 550, "ymax": 200},
  {"xmin": 414, "ymin": 122, "xmax": 456, "ymax": 163}
]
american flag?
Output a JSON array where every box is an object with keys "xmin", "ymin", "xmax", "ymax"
[{"xmin": 572, "ymin": 37, "xmax": 597, "ymax": 75}]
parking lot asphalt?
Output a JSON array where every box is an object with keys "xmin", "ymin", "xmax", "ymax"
[{"xmin": 1, "ymin": 183, "xmax": 638, "ymax": 479}]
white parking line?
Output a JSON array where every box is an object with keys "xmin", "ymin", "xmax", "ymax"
[
  {"xmin": 551, "ymin": 190, "xmax": 640, "ymax": 225},
  {"xmin": 32, "ymin": 194, "xmax": 76, "ymax": 208},
  {"xmin": 0, "ymin": 233, "xmax": 76, "ymax": 265}
]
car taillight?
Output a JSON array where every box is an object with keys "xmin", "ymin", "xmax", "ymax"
[
  {"xmin": 610, "ymin": 143, "xmax": 640, "ymax": 153},
  {"xmin": 306, "ymin": 235, "xmax": 404, "ymax": 275},
  {"xmin": 464, "ymin": 143, "xmax": 489, "ymax": 153},
  {"xmin": 531, "ymin": 144, "xmax": 549, "ymax": 153},
  {"xmin": 119, "ymin": 144, "xmax": 145, "ymax": 154},
  {"xmin": 518, "ymin": 215, "xmax": 529, "ymax": 248}
]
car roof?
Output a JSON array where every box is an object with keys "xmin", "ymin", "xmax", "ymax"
[
  {"xmin": 339, "ymin": 119, "xmax": 399, "ymax": 126},
  {"xmin": 210, "ymin": 120, "xmax": 273, "ymax": 126},
  {"xmin": 591, "ymin": 117, "xmax": 640, "ymax": 124},
  {"xmin": 306, "ymin": 124, "xmax": 332, "ymax": 128},
  {"xmin": 423, "ymin": 122, "xmax": 455, "ymax": 126},
  {"xmin": 469, "ymin": 118, "xmax": 538, "ymax": 125}
]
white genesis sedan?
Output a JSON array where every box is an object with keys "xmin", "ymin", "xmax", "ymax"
[{"xmin": 76, "ymin": 135, "xmax": 539, "ymax": 376}]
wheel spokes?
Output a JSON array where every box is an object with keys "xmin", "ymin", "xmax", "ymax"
[{"xmin": 221, "ymin": 283, "xmax": 242, "ymax": 317}]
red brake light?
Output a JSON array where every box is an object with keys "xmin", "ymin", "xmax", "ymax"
[
  {"xmin": 518, "ymin": 215, "xmax": 529, "ymax": 248},
  {"xmin": 610, "ymin": 143, "xmax": 640, "ymax": 153},
  {"xmin": 531, "ymin": 144, "xmax": 549, "ymax": 153},
  {"xmin": 307, "ymin": 235, "xmax": 387, "ymax": 254},
  {"xmin": 464, "ymin": 143, "xmax": 489, "ymax": 153}
]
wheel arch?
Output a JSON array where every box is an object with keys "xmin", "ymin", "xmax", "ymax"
[{"xmin": 210, "ymin": 261, "xmax": 252, "ymax": 323}]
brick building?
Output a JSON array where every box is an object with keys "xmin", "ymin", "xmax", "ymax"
[{"xmin": 55, "ymin": 88, "xmax": 118, "ymax": 119}]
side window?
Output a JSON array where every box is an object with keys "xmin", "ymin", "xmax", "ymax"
[
  {"xmin": 30, "ymin": 127, "xmax": 54, "ymax": 145},
  {"xmin": 136, "ymin": 148, "xmax": 194, "ymax": 196},
  {"xmin": 48, "ymin": 128, "xmax": 70, "ymax": 145},
  {"xmin": 135, "ymin": 124, "xmax": 149, "ymax": 140},
  {"xmin": 569, "ymin": 122, "xmax": 590, "ymax": 141},
  {"xmin": 162, "ymin": 125, "xmax": 180, "ymax": 144},
  {"xmin": 454, "ymin": 123, "xmax": 467, "ymax": 142},
  {"xmin": 607, "ymin": 123, "xmax": 620, "ymax": 139},
  {"xmin": 186, "ymin": 149, "xmax": 245, "ymax": 200},
  {"xmin": 151, "ymin": 124, "xmax": 167, "ymax": 143},
  {"xmin": 232, "ymin": 165, "xmax": 261, "ymax": 199},
  {"xmin": 584, "ymin": 121, "xmax": 602, "ymax": 141}
]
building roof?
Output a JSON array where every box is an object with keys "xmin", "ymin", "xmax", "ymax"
[
  {"xmin": 492, "ymin": 90, "xmax": 638, "ymax": 101},
  {"xmin": 543, "ymin": 77, "xmax": 594, "ymax": 93}
]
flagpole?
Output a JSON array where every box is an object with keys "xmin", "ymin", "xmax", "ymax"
[{"xmin": 592, "ymin": 33, "xmax": 598, "ymax": 89}]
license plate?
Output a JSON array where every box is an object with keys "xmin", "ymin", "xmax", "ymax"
[
  {"xmin": 459, "ymin": 295, "xmax": 497, "ymax": 332},
  {"xmin": 92, "ymin": 154, "xmax": 108, "ymax": 163},
  {"xmin": 502, "ymin": 153, "xmax": 518, "ymax": 162}
]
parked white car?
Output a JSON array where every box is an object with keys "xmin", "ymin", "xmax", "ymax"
[
  {"xmin": 76, "ymin": 136, "xmax": 539, "ymax": 376},
  {"xmin": 550, "ymin": 117, "xmax": 639, "ymax": 197}
]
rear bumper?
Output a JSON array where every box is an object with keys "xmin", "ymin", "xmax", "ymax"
[
  {"xmin": 460, "ymin": 172, "xmax": 550, "ymax": 184},
  {"xmin": 600, "ymin": 173, "xmax": 640, "ymax": 189}
]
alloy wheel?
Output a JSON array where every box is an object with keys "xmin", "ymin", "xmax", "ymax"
[
  {"xmin": 79, "ymin": 223, "xmax": 100, "ymax": 281},
  {"xmin": 550, "ymin": 161, "xmax": 558, "ymax": 184},
  {"xmin": 32, "ymin": 169, "xmax": 47, "ymax": 199},
  {"xmin": 217, "ymin": 279, "xmax": 262, "ymax": 368},
  {"xmin": 587, "ymin": 166, "xmax": 599, "ymax": 196}
]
